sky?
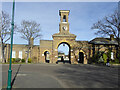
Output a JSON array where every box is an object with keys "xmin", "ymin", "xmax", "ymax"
[{"xmin": 2, "ymin": 2, "xmax": 118, "ymax": 54}]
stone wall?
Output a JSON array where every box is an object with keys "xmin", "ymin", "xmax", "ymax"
[
  {"xmin": 39, "ymin": 40, "xmax": 53, "ymax": 63},
  {"xmin": 0, "ymin": 44, "xmax": 39, "ymax": 63}
]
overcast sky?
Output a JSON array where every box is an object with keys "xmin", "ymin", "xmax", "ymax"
[{"xmin": 2, "ymin": 2, "xmax": 118, "ymax": 54}]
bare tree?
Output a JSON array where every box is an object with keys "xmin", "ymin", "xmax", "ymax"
[
  {"xmin": 18, "ymin": 20, "xmax": 42, "ymax": 63},
  {"xmin": 0, "ymin": 11, "xmax": 11, "ymax": 63},
  {"xmin": 91, "ymin": 10, "xmax": 120, "ymax": 60}
]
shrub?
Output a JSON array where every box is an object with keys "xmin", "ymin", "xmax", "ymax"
[
  {"xmin": 15, "ymin": 58, "xmax": 21, "ymax": 63},
  {"xmin": 98, "ymin": 56, "xmax": 104, "ymax": 64},
  {"xmin": 88, "ymin": 51, "xmax": 104, "ymax": 64},
  {"xmin": 28, "ymin": 58, "xmax": 32, "ymax": 63},
  {"xmin": 110, "ymin": 59, "xmax": 119, "ymax": 64},
  {"xmin": 21, "ymin": 59, "xmax": 25, "ymax": 63},
  {"xmin": 116, "ymin": 53, "xmax": 120, "ymax": 62},
  {"xmin": 88, "ymin": 57, "xmax": 94, "ymax": 64},
  {"xmin": 8, "ymin": 58, "xmax": 15, "ymax": 63},
  {"xmin": 114, "ymin": 58, "xmax": 119, "ymax": 64},
  {"xmin": 106, "ymin": 50, "xmax": 111, "ymax": 59},
  {"xmin": 93, "ymin": 53, "xmax": 101, "ymax": 63},
  {"xmin": 103, "ymin": 53, "xmax": 107, "ymax": 64}
]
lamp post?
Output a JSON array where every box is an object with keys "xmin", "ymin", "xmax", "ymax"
[{"xmin": 7, "ymin": 0, "xmax": 15, "ymax": 89}]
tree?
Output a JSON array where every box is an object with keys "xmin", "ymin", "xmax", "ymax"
[
  {"xmin": 18, "ymin": 20, "xmax": 42, "ymax": 63},
  {"xmin": 0, "ymin": 11, "xmax": 11, "ymax": 63},
  {"xmin": 91, "ymin": 10, "xmax": 120, "ymax": 61}
]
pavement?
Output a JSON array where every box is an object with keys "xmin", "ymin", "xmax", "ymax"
[{"xmin": 1, "ymin": 63, "xmax": 119, "ymax": 89}]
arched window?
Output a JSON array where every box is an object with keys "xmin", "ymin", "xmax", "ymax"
[{"xmin": 63, "ymin": 15, "xmax": 66, "ymax": 22}]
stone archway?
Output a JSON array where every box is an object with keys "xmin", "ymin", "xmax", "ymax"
[
  {"xmin": 78, "ymin": 50, "xmax": 87, "ymax": 64},
  {"xmin": 57, "ymin": 42, "xmax": 71, "ymax": 64},
  {"xmin": 74, "ymin": 49, "xmax": 87, "ymax": 64}
]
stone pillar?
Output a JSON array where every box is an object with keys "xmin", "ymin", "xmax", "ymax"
[
  {"xmin": 84, "ymin": 55, "xmax": 87, "ymax": 64},
  {"xmin": 71, "ymin": 49, "xmax": 78, "ymax": 64},
  {"xmin": 40, "ymin": 52, "xmax": 45, "ymax": 63},
  {"xmin": 49, "ymin": 54, "xmax": 52, "ymax": 63},
  {"xmin": 66, "ymin": 15, "xmax": 68, "ymax": 22},
  {"xmin": 53, "ymin": 49, "xmax": 58, "ymax": 63},
  {"xmin": 61, "ymin": 15, "xmax": 63, "ymax": 22}
]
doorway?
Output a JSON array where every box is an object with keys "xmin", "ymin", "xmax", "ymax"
[
  {"xmin": 78, "ymin": 52, "xmax": 84, "ymax": 64},
  {"xmin": 44, "ymin": 51, "xmax": 50, "ymax": 63}
]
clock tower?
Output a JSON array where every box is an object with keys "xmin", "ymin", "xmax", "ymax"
[
  {"xmin": 52, "ymin": 10, "xmax": 76, "ymax": 38},
  {"xmin": 59, "ymin": 10, "xmax": 70, "ymax": 33}
]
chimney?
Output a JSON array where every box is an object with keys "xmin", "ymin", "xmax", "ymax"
[
  {"xmin": 30, "ymin": 37, "xmax": 34, "ymax": 45},
  {"xmin": 110, "ymin": 34, "xmax": 114, "ymax": 41}
]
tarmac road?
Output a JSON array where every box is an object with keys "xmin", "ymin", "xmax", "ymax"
[{"xmin": 2, "ymin": 63, "xmax": 119, "ymax": 89}]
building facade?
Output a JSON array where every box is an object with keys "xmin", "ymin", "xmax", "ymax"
[{"xmin": 0, "ymin": 10, "xmax": 118, "ymax": 64}]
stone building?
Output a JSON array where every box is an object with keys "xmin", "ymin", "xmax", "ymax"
[
  {"xmin": 0, "ymin": 10, "xmax": 119, "ymax": 64},
  {"xmin": 39, "ymin": 10, "xmax": 118, "ymax": 64},
  {"xmin": 0, "ymin": 38, "xmax": 39, "ymax": 63},
  {"xmin": 89, "ymin": 34, "xmax": 118, "ymax": 60}
]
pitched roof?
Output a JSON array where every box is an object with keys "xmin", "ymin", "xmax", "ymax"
[{"xmin": 89, "ymin": 37, "xmax": 118, "ymax": 45}]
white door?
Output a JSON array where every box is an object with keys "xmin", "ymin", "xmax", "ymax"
[{"xmin": 19, "ymin": 51, "xmax": 22, "ymax": 59}]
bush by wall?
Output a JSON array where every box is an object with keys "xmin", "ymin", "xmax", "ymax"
[
  {"xmin": 88, "ymin": 51, "xmax": 105, "ymax": 64},
  {"xmin": 110, "ymin": 58, "xmax": 119, "ymax": 64},
  {"xmin": 8, "ymin": 58, "xmax": 15, "ymax": 63},
  {"xmin": 28, "ymin": 58, "xmax": 32, "ymax": 63},
  {"xmin": 15, "ymin": 58, "xmax": 21, "ymax": 63},
  {"xmin": 103, "ymin": 53, "xmax": 107, "ymax": 64},
  {"xmin": 88, "ymin": 50, "xmax": 120, "ymax": 64},
  {"xmin": 21, "ymin": 59, "xmax": 25, "ymax": 63},
  {"xmin": 98, "ymin": 56, "xmax": 104, "ymax": 64},
  {"xmin": 114, "ymin": 59, "xmax": 119, "ymax": 63}
]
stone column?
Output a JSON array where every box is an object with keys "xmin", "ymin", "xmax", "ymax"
[
  {"xmin": 66, "ymin": 15, "xmax": 68, "ymax": 22},
  {"xmin": 61, "ymin": 16, "xmax": 63, "ymax": 22},
  {"xmin": 84, "ymin": 54, "xmax": 87, "ymax": 64},
  {"xmin": 71, "ymin": 49, "xmax": 78, "ymax": 64},
  {"xmin": 40, "ymin": 52, "xmax": 45, "ymax": 63},
  {"xmin": 49, "ymin": 54, "xmax": 52, "ymax": 63},
  {"xmin": 53, "ymin": 48, "xmax": 58, "ymax": 63}
]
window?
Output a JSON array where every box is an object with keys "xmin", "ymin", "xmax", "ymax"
[
  {"xmin": 63, "ymin": 15, "xmax": 66, "ymax": 22},
  {"xmin": 12, "ymin": 51, "xmax": 16, "ymax": 58},
  {"xmin": 19, "ymin": 51, "xmax": 22, "ymax": 59}
]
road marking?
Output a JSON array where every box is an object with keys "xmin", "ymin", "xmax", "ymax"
[{"xmin": 17, "ymin": 74, "xmax": 27, "ymax": 76}]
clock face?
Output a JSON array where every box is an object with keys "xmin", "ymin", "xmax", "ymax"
[{"xmin": 62, "ymin": 26, "xmax": 67, "ymax": 30}]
